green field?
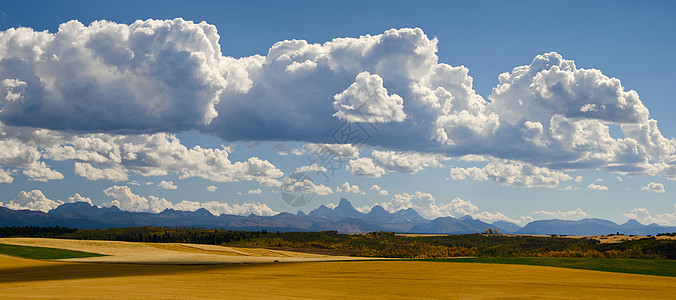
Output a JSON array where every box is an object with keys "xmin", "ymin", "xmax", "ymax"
[
  {"xmin": 0, "ymin": 243, "xmax": 106, "ymax": 260},
  {"xmin": 426, "ymin": 257, "xmax": 676, "ymax": 277}
]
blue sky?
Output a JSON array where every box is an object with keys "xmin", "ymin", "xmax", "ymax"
[{"xmin": 0, "ymin": 0, "xmax": 675, "ymax": 225}]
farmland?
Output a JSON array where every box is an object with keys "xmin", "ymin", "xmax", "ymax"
[{"xmin": 0, "ymin": 237, "xmax": 675, "ymax": 299}]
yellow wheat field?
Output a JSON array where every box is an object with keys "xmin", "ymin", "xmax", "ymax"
[{"xmin": 0, "ymin": 238, "xmax": 674, "ymax": 299}]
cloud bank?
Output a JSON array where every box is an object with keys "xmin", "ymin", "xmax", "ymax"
[{"xmin": 1, "ymin": 20, "xmax": 675, "ymax": 206}]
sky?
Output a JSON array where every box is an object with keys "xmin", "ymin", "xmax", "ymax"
[{"xmin": 0, "ymin": 0, "xmax": 675, "ymax": 226}]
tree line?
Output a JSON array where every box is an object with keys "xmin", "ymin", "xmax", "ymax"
[{"xmin": 1, "ymin": 226, "xmax": 673, "ymax": 259}]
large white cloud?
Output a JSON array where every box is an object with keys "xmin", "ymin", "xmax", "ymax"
[
  {"xmin": 489, "ymin": 52, "xmax": 649, "ymax": 125},
  {"xmin": 0, "ymin": 167, "xmax": 13, "ymax": 183},
  {"xmin": 347, "ymin": 150, "xmax": 444, "ymax": 177},
  {"xmin": 1, "ymin": 190, "xmax": 62, "ymax": 212},
  {"xmin": 450, "ymin": 158, "xmax": 573, "ymax": 188},
  {"xmin": 333, "ymin": 71, "xmax": 406, "ymax": 123},
  {"xmin": 174, "ymin": 200, "xmax": 276, "ymax": 216},
  {"xmin": 280, "ymin": 177, "xmax": 333, "ymax": 196},
  {"xmin": 2, "ymin": 21, "xmax": 676, "ymax": 189},
  {"xmin": 375, "ymin": 191, "xmax": 531, "ymax": 224},
  {"xmin": 74, "ymin": 162, "xmax": 128, "ymax": 181},
  {"xmin": 623, "ymin": 207, "xmax": 676, "ymax": 226},
  {"xmin": 0, "ymin": 190, "xmax": 95, "ymax": 212},
  {"xmin": 0, "ymin": 19, "xmax": 233, "ymax": 132},
  {"xmin": 44, "ymin": 131, "xmax": 283, "ymax": 184},
  {"xmin": 101, "ymin": 185, "xmax": 276, "ymax": 216},
  {"xmin": 346, "ymin": 157, "xmax": 386, "ymax": 178},
  {"xmin": 0, "ymin": 136, "xmax": 63, "ymax": 182},
  {"xmin": 103, "ymin": 185, "xmax": 173, "ymax": 213}
]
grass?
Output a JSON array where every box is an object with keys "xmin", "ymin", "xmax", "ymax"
[
  {"xmin": 0, "ymin": 243, "xmax": 106, "ymax": 260},
  {"xmin": 423, "ymin": 257, "xmax": 676, "ymax": 277}
]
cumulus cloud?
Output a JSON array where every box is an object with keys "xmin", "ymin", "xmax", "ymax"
[
  {"xmin": 335, "ymin": 181, "xmax": 365, "ymax": 194},
  {"xmin": 247, "ymin": 188, "xmax": 262, "ymax": 195},
  {"xmin": 103, "ymin": 185, "xmax": 173, "ymax": 213},
  {"xmin": 303, "ymin": 143, "xmax": 360, "ymax": 159},
  {"xmin": 2, "ymin": 190, "xmax": 62, "ymax": 212},
  {"xmin": 46, "ymin": 133, "xmax": 283, "ymax": 184},
  {"xmin": 2, "ymin": 22, "xmax": 676, "ymax": 189},
  {"xmin": 21, "ymin": 162, "xmax": 64, "ymax": 182},
  {"xmin": 587, "ymin": 183, "xmax": 608, "ymax": 191},
  {"xmin": 450, "ymin": 158, "xmax": 573, "ymax": 188},
  {"xmin": 0, "ymin": 190, "xmax": 97, "ymax": 212},
  {"xmin": 206, "ymin": 185, "xmax": 218, "ymax": 192},
  {"xmin": 624, "ymin": 208, "xmax": 676, "ymax": 226},
  {"xmin": 74, "ymin": 162, "xmax": 128, "ymax": 181},
  {"xmin": 535, "ymin": 209, "xmax": 590, "ymax": 220},
  {"xmin": 370, "ymin": 184, "xmax": 389, "ymax": 196},
  {"xmin": 370, "ymin": 150, "xmax": 444, "ymax": 173},
  {"xmin": 346, "ymin": 158, "xmax": 386, "ymax": 178},
  {"xmin": 101, "ymin": 185, "xmax": 276, "ymax": 216},
  {"xmin": 295, "ymin": 163, "xmax": 328, "ymax": 173},
  {"xmin": 376, "ymin": 192, "xmax": 531, "ymax": 224},
  {"xmin": 489, "ymin": 52, "xmax": 648, "ymax": 125},
  {"xmin": 0, "ymin": 124, "xmax": 284, "ymax": 184},
  {"xmin": 157, "ymin": 180, "xmax": 178, "ymax": 190},
  {"xmin": 641, "ymin": 182, "xmax": 665, "ymax": 193},
  {"xmin": 0, "ymin": 167, "xmax": 13, "ymax": 183},
  {"xmin": 333, "ymin": 71, "xmax": 406, "ymax": 123},
  {"xmin": 173, "ymin": 200, "xmax": 276, "ymax": 216},
  {"xmin": 0, "ymin": 19, "xmax": 230, "ymax": 132},
  {"xmin": 271, "ymin": 142, "xmax": 303, "ymax": 156},
  {"xmin": 66, "ymin": 193, "xmax": 93, "ymax": 205},
  {"xmin": 280, "ymin": 177, "xmax": 333, "ymax": 196},
  {"xmin": 347, "ymin": 150, "xmax": 444, "ymax": 177}
]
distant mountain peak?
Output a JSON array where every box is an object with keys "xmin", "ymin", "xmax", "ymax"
[
  {"xmin": 622, "ymin": 219, "xmax": 643, "ymax": 227},
  {"xmin": 370, "ymin": 205, "xmax": 386, "ymax": 213},
  {"xmin": 333, "ymin": 198, "xmax": 363, "ymax": 218},
  {"xmin": 459, "ymin": 215, "xmax": 473, "ymax": 221},
  {"xmin": 338, "ymin": 198, "xmax": 353, "ymax": 208},
  {"xmin": 193, "ymin": 208, "xmax": 215, "ymax": 218}
]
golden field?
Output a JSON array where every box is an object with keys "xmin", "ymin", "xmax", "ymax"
[{"xmin": 0, "ymin": 238, "xmax": 675, "ymax": 299}]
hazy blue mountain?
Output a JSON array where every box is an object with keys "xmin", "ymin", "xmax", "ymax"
[
  {"xmin": 517, "ymin": 218, "xmax": 617, "ymax": 235},
  {"xmin": 1, "ymin": 200, "xmax": 674, "ymax": 235},
  {"xmin": 491, "ymin": 220, "xmax": 522, "ymax": 233},
  {"xmin": 391, "ymin": 208, "xmax": 427, "ymax": 224},
  {"xmin": 1, "ymin": 205, "xmax": 111, "ymax": 228},
  {"xmin": 364, "ymin": 205, "xmax": 391, "ymax": 222},
  {"xmin": 49, "ymin": 202, "xmax": 121, "ymax": 217},
  {"xmin": 308, "ymin": 204, "xmax": 334, "ymax": 218},
  {"xmin": 517, "ymin": 218, "xmax": 676, "ymax": 236},
  {"xmin": 332, "ymin": 198, "xmax": 365, "ymax": 219},
  {"xmin": 410, "ymin": 216, "xmax": 491, "ymax": 234}
]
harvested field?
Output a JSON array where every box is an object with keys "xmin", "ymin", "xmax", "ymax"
[
  {"xmin": 1, "ymin": 254, "xmax": 675, "ymax": 299},
  {"xmin": 0, "ymin": 238, "xmax": 362, "ymax": 264},
  {"xmin": 0, "ymin": 238, "xmax": 674, "ymax": 299}
]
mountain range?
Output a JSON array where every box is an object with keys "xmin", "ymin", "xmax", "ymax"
[{"xmin": 1, "ymin": 198, "xmax": 674, "ymax": 235}]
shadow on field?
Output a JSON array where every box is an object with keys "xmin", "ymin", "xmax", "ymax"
[{"xmin": 0, "ymin": 262, "xmax": 269, "ymax": 283}]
